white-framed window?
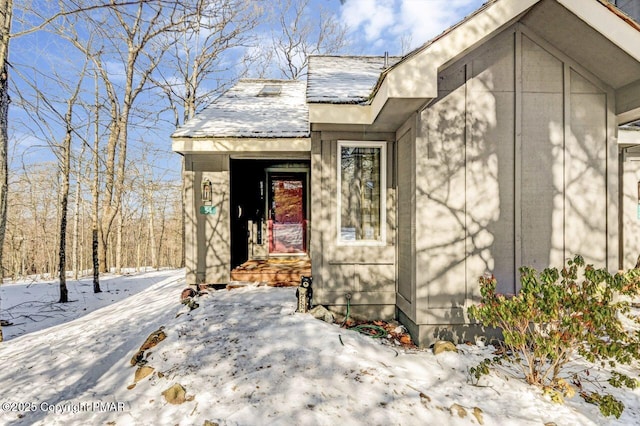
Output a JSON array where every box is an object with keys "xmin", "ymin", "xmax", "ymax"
[{"xmin": 337, "ymin": 141, "xmax": 387, "ymax": 245}]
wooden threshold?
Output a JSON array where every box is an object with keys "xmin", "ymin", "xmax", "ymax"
[{"xmin": 230, "ymin": 257, "xmax": 311, "ymax": 287}]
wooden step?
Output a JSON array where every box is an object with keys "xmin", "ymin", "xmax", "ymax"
[{"xmin": 230, "ymin": 258, "xmax": 311, "ymax": 287}]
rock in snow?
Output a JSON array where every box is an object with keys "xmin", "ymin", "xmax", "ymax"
[
  {"xmin": 162, "ymin": 383, "xmax": 188, "ymax": 405},
  {"xmin": 433, "ymin": 340, "xmax": 459, "ymax": 355}
]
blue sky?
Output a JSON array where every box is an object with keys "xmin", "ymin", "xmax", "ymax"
[
  {"xmin": 7, "ymin": 0, "xmax": 487, "ymax": 180},
  {"xmin": 336, "ymin": 0, "xmax": 485, "ymax": 54}
]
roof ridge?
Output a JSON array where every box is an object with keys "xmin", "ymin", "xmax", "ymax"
[
  {"xmin": 309, "ymin": 55, "xmax": 402, "ymax": 59},
  {"xmin": 237, "ymin": 78, "xmax": 303, "ymax": 84}
]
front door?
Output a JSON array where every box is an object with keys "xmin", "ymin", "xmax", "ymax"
[{"xmin": 268, "ymin": 173, "xmax": 307, "ymax": 254}]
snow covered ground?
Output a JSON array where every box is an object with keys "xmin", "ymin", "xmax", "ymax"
[
  {"xmin": 0, "ymin": 270, "xmax": 177, "ymax": 340},
  {"xmin": 1, "ymin": 271, "xmax": 640, "ymax": 425}
]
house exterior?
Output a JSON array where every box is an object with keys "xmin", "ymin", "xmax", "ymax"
[
  {"xmin": 621, "ymin": 124, "xmax": 640, "ymax": 268},
  {"xmin": 172, "ymin": 0, "xmax": 640, "ymax": 346}
]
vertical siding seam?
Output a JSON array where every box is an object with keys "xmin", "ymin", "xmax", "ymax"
[
  {"xmin": 605, "ymin": 93, "xmax": 609, "ymax": 267},
  {"xmin": 412, "ymin": 117, "xmax": 417, "ymax": 319},
  {"xmin": 563, "ymin": 63, "xmax": 571, "ymax": 262},
  {"xmin": 464, "ymin": 62, "xmax": 469, "ymax": 301},
  {"xmin": 514, "ymin": 27, "xmax": 523, "ymax": 290},
  {"xmin": 610, "ymin": 90, "xmax": 622, "ymax": 270}
]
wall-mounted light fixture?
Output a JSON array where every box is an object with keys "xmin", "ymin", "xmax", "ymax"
[{"xmin": 201, "ymin": 178, "xmax": 212, "ymax": 204}]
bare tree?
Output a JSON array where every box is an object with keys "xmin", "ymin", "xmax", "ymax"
[
  {"xmin": 151, "ymin": 0, "xmax": 260, "ymax": 269},
  {"xmin": 11, "ymin": 52, "xmax": 89, "ymax": 301},
  {"xmin": 0, "ymin": 0, "xmax": 11, "ymax": 343},
  {"xmin": 154, "ymin": 0, "xmax": 261, "ymax": 123},
  {"xmin": 0, "ymin": 0, "xmax": 169, "ymax": 340},
  {"xmin": 270, "ymin": 0, "xmax": 348, "ymax": 79},
  {"xmin": 91, "ymin": 72, "xmax": 101, "ymax": 292},
  {"xmin": 57, "ymin": 67, "xmax": 85, "ymax": 303},
  {"xmin": 54, "ymin": 1, "xmax": 185, "ymax": 272},
  {"xmin": 71, "ymin": 144, "xmax": 84, "ymax": 279}
]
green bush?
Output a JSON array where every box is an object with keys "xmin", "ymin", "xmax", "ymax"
[{"xmin": 468, "ymin": 255, "xmax": 640, "ymax": 417}]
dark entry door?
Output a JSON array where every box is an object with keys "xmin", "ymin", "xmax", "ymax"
[{"xmin": 268, "ymin": 173, "xmax": 307, "ymax": 254}]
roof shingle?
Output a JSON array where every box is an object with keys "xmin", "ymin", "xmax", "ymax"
[
  {"xmin": 172, "ymin": 79, "xmax": 308, "ymax": 139},
  {"xmin": 306, "ymin": 56, "xmax": 400, "ymax": 104}
]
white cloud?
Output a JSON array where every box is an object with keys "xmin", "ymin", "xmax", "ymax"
[
  {"xmin": 340, "ymin": 0, "xmax": 485, "ymax": 54},
  {"xmin": 341, "ymin": 0, "xmax": 398, "ymax": 43},
  {"xmin": 394, "ymin": 0, "xmax": 483, "ymax": 48}
]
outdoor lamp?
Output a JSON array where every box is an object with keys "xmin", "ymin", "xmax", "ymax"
[
  {"xmin": 201, "ymin": 178, "xmax": 212, "ymax": 203},
  {"xmin": 296, "ymin": 276, "xmax": 313, "ymax": 313}
]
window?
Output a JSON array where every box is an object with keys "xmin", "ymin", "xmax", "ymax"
[
  {"xmin": 258, "ymin": 84, "xmax": 282, "ymax": 97},
  {"xmin": 337, "ymin": 141, "xmax": 386, "ymax": 244}
]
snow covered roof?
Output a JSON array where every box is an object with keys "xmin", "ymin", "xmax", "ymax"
[
  {"xmin": 172, "ymin": 79, "xmax": 309, "ymax": 139},
  {"xmin": 306, "ymin": 56, "xmax": 401, "ymax": 104}
]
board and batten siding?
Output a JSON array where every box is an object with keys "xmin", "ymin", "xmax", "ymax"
[
  {"xmin": 396, "ymin": 120, "xmax": 416, "ymax": 319},
  {"xmin": 184, "ymin": 154, "xmax": 231, "ymax": 285},
  {"xmin": 402, "ymin": 24, "xmax": 616, "ymax": 335},
  {"xmin": 622, "ymin": 142, "xmax": 640, "ymax": 270},
  {"xmin": 311, "ymin": 132, "xmax": 397, "ymax": 319}
]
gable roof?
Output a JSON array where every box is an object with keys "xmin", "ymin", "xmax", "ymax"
[
  {"xmin": 173, "ymin": 0, "xmax": 640, "ymax": 147},
  {"xmin": 172, "ymin": 79, "xmax": 308, "ymax": 139},
  {"xmin": 308, "ymin": 0, "xmax": 640, "ymax": 129},
  {"xmin": 372, "ymin": 0, "xmax": 640, "ymax": 98}
]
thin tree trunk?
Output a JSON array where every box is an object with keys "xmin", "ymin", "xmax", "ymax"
[
  {"xmin": 58, "ymin": 114, "xmax": 73, "ymax": 302},
  {"xmin": 0, "ymin": 62, "xmax": 7, "ymax": 285},
  {"xmin": 72, "ymin": 145, "xmax": 84, "ymax": 280},
  {"xmin": 20, "ymin": 235, "xmax": 25, "ymax": 277},
  {"xmin": 0, "ymin": 0, "xmax": 10, "ymax": 340},
  {"xmin": 92, "ymin": 73, "xmax": 101, "ymax": 293},
  {"xmin": 58, "ymin": 187, "xmax": 69, "ymax": 302},
  {"xmin": 0, "ymin": 3, "xmax": 11, "ymax": 297},
  {"xmin": 136, "ymin": 236, "xmax": 141, "ymax": 272},
  {"xmin": 180, "ymin": 158, "xmax": 185, "ymax": 268},
  {"xmin": 58, "ymin": 66, "xmax": 84, "ymax": 303},
  {"xmin": 115, "ymin": 206, "xmax": 122, "ymax": 274},
  {"xmin": 148, "ymin": 192, "xmax": 157, "ymax": 270},
  {"xmin": 92, "ymin": 229, "xmax": 100, "ymax": 290}
]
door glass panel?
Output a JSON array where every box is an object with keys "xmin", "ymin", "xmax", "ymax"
[{"xmin": 269, "ymin": 175, "xmax": 306, "ymax": 253}]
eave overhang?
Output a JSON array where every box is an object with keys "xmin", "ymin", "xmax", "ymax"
[
  {"xmin": 309, "ymin": 0, "xmax": 640, "ymax": 130},
  {"xmin": 309, "ymin": 0, "xmax": 539, "ymax": 130},
  {"xmin": 557, "ymin": 0, "xmax": 640, "ymax": 124},
  {"xmin": 172, "ymin": 137, "xmax": 311, "ymax": 155}
]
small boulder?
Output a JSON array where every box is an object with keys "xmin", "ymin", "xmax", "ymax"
[
  {"xmin": 130, "ymin": 328, "xmax": 166, "ymax": 366},
  {"xmin": 449, "ymin": 403, "xmax": 467, "ymax": 418},
  {"xmin": 473, "ymin": 407, "xmax": 484, "ymax": 425},
  {"xmin": 309, "ymin": 305, "xmax": 335, "ymax": 323},
  {"xmin": 134, "ymin": 366, "xmax": 154, "ymax": 383},
  {"xmin": 433, "ymin": 340, "xmax": 458, "ymax": 355},
  {"xmin": 203, "ymin": 421, "xmax": 219, "ymax": 426},
  {"xmin": 162, "ymin": 383, "xmax": 187, "ymax": 405}
]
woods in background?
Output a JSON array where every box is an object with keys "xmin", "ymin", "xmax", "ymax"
[{"xmin": 0, "ymin": 0, "xmax": 348, "ymax": 282}]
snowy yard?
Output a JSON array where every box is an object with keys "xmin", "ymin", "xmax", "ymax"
[{"xmin": 1, "ymin": 271, "xmax": 640, "ymax": 425}]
